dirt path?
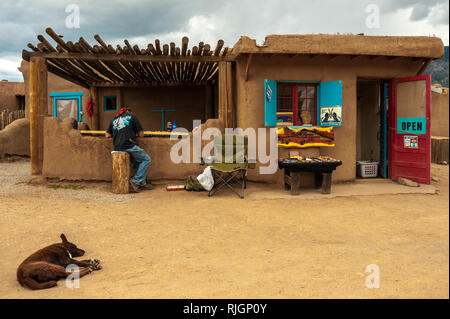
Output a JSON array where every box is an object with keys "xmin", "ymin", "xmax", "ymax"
[{"xmin": 0, "ymin": 159, "xmax": 448, "ymax": 298}]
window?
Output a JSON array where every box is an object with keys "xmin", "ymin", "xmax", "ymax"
[
  {"xmin": 264, "ymin": 79, "xmax": 343, "ymax": 127},
  {"xmin": 276, "ymin": 83, "xmax": 317, "ymax": 126},
  {"xmin": 104, "ymin": 96, "xmax": 117, "ymax": 111},
  {"xmin": 50, "ymin": 92, "xmax": 83, "ymax": 122}
]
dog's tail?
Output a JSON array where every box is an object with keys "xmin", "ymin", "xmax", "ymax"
[
  {"xmin": 17, "ymin": 267, "xmax": 58, "ymax": 290},
  {"xmin": 18, "ymin": 276, "xmax": 58, "ymax": 290}
]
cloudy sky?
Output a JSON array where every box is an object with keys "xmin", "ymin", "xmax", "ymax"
[{"xmin": 0, "ymin": 0, "xmax": 448, "ymax": 81}]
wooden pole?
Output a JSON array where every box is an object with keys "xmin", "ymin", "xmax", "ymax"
[
  {"xmin": 205, "ymin": 85, "xmax": 213, "ymax": 121},
  {"xmin": 431, "ymin": 137, "xmax": 449, "ymax": 164},
  {"xmin": 321, "ymin": 172, "xmax": 332, "ymax": 194},
  {"xmin": 226, "ymin": 62, "xmax": 234, "ymax": 128},
  {"xmin": 218, "ymin": 62, "xmax": 227, "ymax": 127},
  {"xmin": 112, "ymin": 152, "xmax": 130, "ymax": 194},
  {"xmin": 29, "ymin": 57, "xmax": 48, "ymax": 175},
  {"xmin": 218, "ymin": 62, "xmax": 234, "ymax": 128},
  {"xmin": 89, "ymin": 86, "xmax": 99, "ymax": 130}
]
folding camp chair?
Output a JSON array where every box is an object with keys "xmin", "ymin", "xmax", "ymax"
[{"xmin": 205, "ymin": 134, "xmax": 255, "ymax": 199}]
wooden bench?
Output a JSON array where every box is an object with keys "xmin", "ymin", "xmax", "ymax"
[{"xmin": 279, "ymin": 160, "xmax": 342, "ymax": 195}]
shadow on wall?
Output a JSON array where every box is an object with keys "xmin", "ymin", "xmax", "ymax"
[{"xmin": 0, "ymin": 118, "xmax": 30, "ymax": 158}]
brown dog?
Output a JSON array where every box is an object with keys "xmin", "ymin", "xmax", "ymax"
[{"xmin": 17, "ymin": 234, "xmax": 101, "ymax": 290}]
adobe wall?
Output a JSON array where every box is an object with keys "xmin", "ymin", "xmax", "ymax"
[
  {"xmin": 42, "ymin": 117, "xmax": 224, "ymax": 181},
  {"xmin": 0, "ymin": 80, "xmax": 25, "ymax": 112},
  {"xmin": 235, "ymin": 54, "xmax": 425, "ymax": 184},
  {"xmin": 0, "ymin": 118, "xmax": 30, "ymax": 157},
  {"xmin": 431, "ymin": 90, "xmax": 449, "ymax": 137},
  {"xmin": 98, "ymin": 86, "xmax": 207, "ymax": 131}
]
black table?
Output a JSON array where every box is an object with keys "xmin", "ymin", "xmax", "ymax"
[{"xmin": 278, "ymin": 159, "xmax": 342, "ymax": 195}]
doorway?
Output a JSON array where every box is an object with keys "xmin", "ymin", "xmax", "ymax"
[{"xmin": 356, "ymin": 79, "xmax": 387, "ymax": 178}]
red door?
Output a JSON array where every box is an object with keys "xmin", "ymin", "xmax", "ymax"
[{"xmin": 388, "ymin": 74, "xmax": 431, "ymax": 184}]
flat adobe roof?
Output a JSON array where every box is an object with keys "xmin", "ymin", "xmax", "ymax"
[{"xmin": 232, "ymin": 34, "xmax": 444, "ymax": 59}]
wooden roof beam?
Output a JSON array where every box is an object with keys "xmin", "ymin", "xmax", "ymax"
[
  {"xmin": 91, "ymin": 81, "xmax": 211, "ymax": 87},
  {"xmin": 45, "ymin": 27, "xmax": 70, "ymax": 51},
  {"xmin": 416, "ymin": 59, "xmax": 433, "ymax": 75},
  {"xmin": 213, "ymin": 40, "xmax": 224, "ymax": 56},
  {"xmin": 25, "ymin": 51, "xmax": 232, "ymax": 62}
]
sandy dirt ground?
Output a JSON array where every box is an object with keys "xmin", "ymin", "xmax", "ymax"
[{"xmin": 0, "ymin": 158, "xmax": 448, "ymax": 299}]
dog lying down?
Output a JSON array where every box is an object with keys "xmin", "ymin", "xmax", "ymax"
[{"xmin": 17, "ymin": 234, "xmax": 102, "ymax": 290}]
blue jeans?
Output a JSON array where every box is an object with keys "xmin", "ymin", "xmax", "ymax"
[{"xmin": 125, "ymin": 145, "xmax": 151, "ymax": 186}]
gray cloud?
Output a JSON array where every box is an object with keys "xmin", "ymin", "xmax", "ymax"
[{"xmin": 0, "ymin": 0, "xmax": 448, "ymax": 80}]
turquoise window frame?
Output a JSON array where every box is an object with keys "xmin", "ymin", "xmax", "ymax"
[
  {"xmin": 273, "ymin": 81, "xmax": 320, "ymax": 128},
  {"xmin": 104, "ymin": 96, "xmax": 118, "ymax": 112},
  {"xmin": 50, "ymin": 92, "xmax": 84, "ymax": 122}
]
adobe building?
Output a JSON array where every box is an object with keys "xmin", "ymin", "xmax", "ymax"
[
  {"xmin": 0, "ymin": 79, "xmax": 25, "ymax": 112},
  {"xmin": 0, "ymin": 79, "xmax": 28, "ymax": 158},
  {"xmin": 431, "ymin": 84, "xmax": 449, "ymax": 137},
  {"xmin": 21, "ymin": 28, "xmax": 444, "ymax": 185}
]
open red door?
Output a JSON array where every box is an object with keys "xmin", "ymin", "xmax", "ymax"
[{"xmin": 388, "ymin": 74, "xmax": 431, "ymax": 184}]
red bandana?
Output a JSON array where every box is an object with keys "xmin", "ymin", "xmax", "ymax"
[{"xmin": 115, "ymin": 107, "xmax": 128, "ymax": 118}]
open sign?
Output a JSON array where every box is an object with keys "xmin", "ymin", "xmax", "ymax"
[{"xmin": 397, "ymin": 117, "xmax": 426, "ymax": 134}]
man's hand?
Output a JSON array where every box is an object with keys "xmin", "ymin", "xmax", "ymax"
[
  {"xmin": 105, "ymin": 132, "xmax": 112, "ymax": 138},
  {"xmin": 137, "ymin": 130, "xmax": 144, "ymax": 138}
]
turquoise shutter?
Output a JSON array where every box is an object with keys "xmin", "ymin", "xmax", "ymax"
[
  {"xmin": 318, "ymin": 80, "xmax": 343, "ymax": 126},
  {"xmin": 264, "ymin": 79, "xmax": 277, "ymax": 127}
]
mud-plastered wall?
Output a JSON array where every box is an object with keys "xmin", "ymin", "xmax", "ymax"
[
  {"xmin": 42, "ymin": 117, "xmax": 224, "ymax": 181},
  {"xmin": 431, "ymin": 90, "xmax": 449, "ymax": 137},
  {"xmin": 0, "ymin": 80, "xmax": 25, "ymax": 112}
]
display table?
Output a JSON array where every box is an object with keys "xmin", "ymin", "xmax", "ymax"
[{"xmin": 278, "ymin": 157, "xmax": 342, "ymax": 195}]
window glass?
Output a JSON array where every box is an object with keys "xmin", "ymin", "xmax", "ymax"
[
  {"xmin": 297, "ymin": 85, "xmax": 316, "ymax": 125},
  {"xmin": 396, "ymin": 80, "xmax": 426, "ymax": 118},
  {"xmin": 104, "ymin": 96, "xmax": 117, "ymax": 111},
  {"xmin": 276, "ymin": 83, "xmax": 317, "ymax": 126},
  {"xmin": 56, "ymin": 99, "xmax": 78, "ymax": 121},
  {"xmin": 277, "ymin": 86, "xmax": 293, "ymax": 112},
  {"xmin": 307, "ymin": 86, "xmax": 315, "ymax": 99},
  {"xmin": 298, "ymin": 86, "xmax": 307, "ymax": 99}
]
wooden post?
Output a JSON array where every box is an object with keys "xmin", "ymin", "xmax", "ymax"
[
  {"xmin": 112, "ymin": 152, "xmax": 130, "ymax": 194},
  {"xmin": 283, "ymin": 169, "xmax": 300, "ymax": 195},
  {"xmin": 29, "ymin": 57, "xmax": 48, "ymax": 175},
  {"xmin": 205, "ymin": 85, "xmax": 213, "ymax": 122},
  {"xmin": 218, "ymin": 62, "xmax": 234, "ymax": 128},
  {"xmin": 431, "ymin": 137, "xmax": 449, "ymax": 164},
  {"xmin": 290, "ymin": 171, "xmax": 301, "ymax": 195},
  {"xmin": 322, "ymin": 172, "xmax": 332, "ymax": 194}
]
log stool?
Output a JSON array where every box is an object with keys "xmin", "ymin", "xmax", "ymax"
[{"xmin": 112, "ymin": 151, "xmax": 130, "ymax": 194}]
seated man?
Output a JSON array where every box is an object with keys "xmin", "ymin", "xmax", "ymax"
[{"xmin": 106, "ymin": 107, "xmax": 152, "ymax": 192}]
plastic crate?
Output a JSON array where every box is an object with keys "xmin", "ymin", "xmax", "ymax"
[{"xmin": 357, "ymin": 161, "xmax": 379, "ymax": 178}]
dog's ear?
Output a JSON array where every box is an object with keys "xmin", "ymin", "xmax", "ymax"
[{"xmin": 60, "ymin": 234, "xmax": 67, "ymax": 243}]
